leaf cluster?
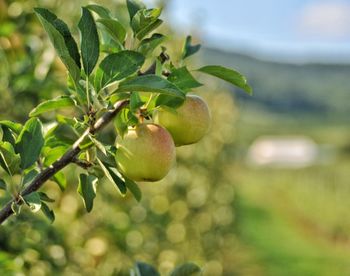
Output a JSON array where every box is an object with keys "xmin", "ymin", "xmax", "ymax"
[{"xmin": 0, "ymin": 0, "xmax": 252, "ymax": 222}]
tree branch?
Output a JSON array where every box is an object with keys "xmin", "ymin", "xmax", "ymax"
[{"xmin": 0, "ymin": 100, "xmax": 129, "ymax": 225}]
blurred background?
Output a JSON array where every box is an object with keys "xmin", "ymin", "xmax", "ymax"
[{"xmin": 1, "ymin": 0, "xmax": 350, "ymax": 275}]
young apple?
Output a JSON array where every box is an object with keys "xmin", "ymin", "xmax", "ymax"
[
  {"xmin": 115, "ymin": 123, "xmax": 176, "ymax": 182},
  {"xmin": 153, "ymin": 95, "xmax": 211, "ymax": 146}
]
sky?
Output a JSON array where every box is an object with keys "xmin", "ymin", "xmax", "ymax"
[{"xmin": 155, "ymin": 0, "xmax": 350, "ymax": 63}]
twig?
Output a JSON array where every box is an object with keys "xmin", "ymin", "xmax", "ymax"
[{"xmin": 0, "ymin": 100, "xmax": 129, "ymax": 225}]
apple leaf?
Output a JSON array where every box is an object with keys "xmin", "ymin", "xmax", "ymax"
[
  {"xmin": 130, "ymin": 92, "xmax": 145, "ymax": 112},
  {"xmin": 133, "ymin": 262, "xmax": 160, "ymax": 276},
  {"xmin": 41, "ymin": 202, "xmax": 55, "ymax": 223},
  {"xmin": 29, "ymin": 96, "xmax": 76, "ymax": 117},
  {"xmin": 118, "ymin": 75, "xmax": 185, "ymax": 99},
  {"xmin": 124, "ymin": 177, "xmax": 142, "ymax": 202},
  {"xmin": 99, "ymin": 50, "xmax": 145, "ymax": 89},
  {"xmin": 0, "ymin": 141, "xmax": 21, "ymax": 175},
  {"xmin": 77, "ymin": 174, "xmax": 98, "ymax": 212},
  {"xmin": 53, "ymin": 171, "xmax": 67, "ymax": 191},
  {"xmin": 131, "ymin": 8, "xmax": 162, "ymax": 40},
  {"xmin": 38, "ymin": 192, "xmax": 55, "ymax": 203},
  {"xmin": 97, "ymin": 18, "xmax": 126, "ymax": 45},
  {"xmin": 22, "ymin": 169, "xmax": 39, "ymax": 188},
  {"xmin": 78, "ymin": 7, "xmax": 100, "ymax": 76},
  {"xmin": 135, "ymin": 19, "xmax": 163, "ymax": 41},
  {"xmin": 0, "ymin": 120, "xmax": 22, "ymax": 134},
  {"xmin": 0, "ymin": 179, "xmax": 6, "ymax": 190},
  {"xmin": 155, "ymin": 94, "xmax": 185, "ymax": 109},
  {"xmin": 168, "ymin": 66, "xmax": 202, "ymax": 92},
  {"xmin": 197, "ymin": 65, "xmax": 252, "ymax": 95},
  {"xmin": 137, "ymin": 33, "xmax": 165, "ymax": 56},
  {"xmin": 0, "ymin": 126, "xmax": 16, "ymax": 147},
  {"xmin": 34, "ymin": 8, "xmax": 81, "ymax": 82},
  {"xmin": 182, "ymin": 36, "xmax": 201, "ymax": 59},
  {"xmin": 86, "ymin": 4, "xmax": 111, "ymax": 19},
  {"xmin": 97, "ymin": 159, "xmax": 127, "ymax": 196},
  {"xmin": 114, "ymin": 108, "xmax": 129, "ymax": 138},
  {"xmin": 23, "ymin": 192, "xmax": 42, "ymax": 213},
  {"xmin": 15, "ymin": 118, "xmax": 44, "ymax": 170},
  {"xmin": 170, "ymin": 263, "xmax": 201, "ymax": 276},
  {"xmin": 127, "ymin": 0, "xmax": 146, "ymax": 21}
]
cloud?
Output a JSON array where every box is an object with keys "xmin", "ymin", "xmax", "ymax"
[{"xmin": 297, "ymin": 1, "xmax": 350, "ymax": 39}]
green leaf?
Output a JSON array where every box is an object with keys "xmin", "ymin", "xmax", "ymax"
[
  {"xmin": 0, "ymin": 120, "xmax": 22, "ymax": 134},
  {"xmin": 97, "ymin": 159, "xmax": 127, "ymax": 196},
  {"xmin": 86, "ymin": 4, "xmax": 111, "ymax": 19},
  {"xmin": 114, "ymin": 109, "xmax": 129, "ymax": 138},
  {"xmin": 182, "ymin": 36, "xmax": 201, "ymax": 59},
  {"xmin": 125, "ymin": 177, "xmax": 142, "ymax": 202},
  {"xmin": 78, "ymin": 7, "xmax": 100, "ymax": 76},
  {"xmin": 197, "ymin": 65, "xmax": 252, "ymax": 94},
  {"xmin": 99, "ymin": 50, "xmax": 145, "ymax": 88},
  {"xmin": 155, "ymin": 59, "xmax": 162, "ymax": 76},
  {"xmin": 0, "ymin": 142, "xmax": 21, "ymax": 175},
  {"xmin": 130, "ymin": 92, "xmax": 144, "ymax": 112},
  {"xmin": 67, "ymin": 75, "xmax": 87, "ymax": 105},
  {"xmin": 34, "ymin": 8, "xmax": 81, "ymax": 82},
  {"xmin": 126, "ymin": 0, "xmax": 146, "ymax": 20},
  {"xmin": 133, "ymin": 262, "xmax": 160, "ymax": 276},
  {"xmin": 15, "ymin": 118, "xmax": 44, "ymax": 170},
  {"xmin": 168, "ymin": 67, "xmax": 202, "ymax": 92},
  {"xmin": 155, "ymin": 94, "xmax": 185, "ymax": 109},
  {"xmin": 53, "ymin": 171, "xmax": 67, "ymax": 191},
  {"xmin": 135, "ymin": 19, "xmax": 163, "ymax": 40},
  {"xmin": 23, "ymin": 192, "xmax": 42, "ymax": 213},
  {"xmin": 22, "ymin": 169, "xmax": 39, "ymax": 187},
  {"xmin": 43, "ymin": 145, "xmax": 69, "ymax": 166},
  {"xmin": 97, "ymin": 18, "xmax": 126, "ymax": 45},
  {"xmin": 0, "ymin": 126, "xmax": 16, "ymax": 146},
  {"xmin": 0, "ymin": 179, "xmax": 6, "ymax": 190},
  {"xmin": 41, "ymin": 202, "xmax": 55, "ymax": 223},
  {"xmin": 29, "ymin": 96, "xmax": 76, "ymax": 117},
  {"xmin": 46, "ymin": 123, "xmax": 79, "ymax": 145},
  {"xmin": 137, "ymin": 33, "xmax": 165, "ymax": 56},
  {"xmin": 131, "ymin": 8, "xmax": 162, "ymax": 40},
  {"xmin": 118, "ymin": 75, "xmax": 185, "ymax": 99},
  {"xmin": 77, "ymin": 174, "xmax": 98, "ymax": 212},
  {"xmin": 39, "ymin": 192, "xmax": 55, "ymax": 203},
  {"xmin": 90, "ymin": 136, "xmax": 107, "ymax": 156},
  {"xmin": 100, "ymin": 42, "xmax": 122, "ymax": 54},
  {"xmin": 170, "ymin": 263, "xmax": 201, "ymax": 276}
]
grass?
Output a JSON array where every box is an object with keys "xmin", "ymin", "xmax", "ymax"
[
  {"xmin": 232, "ymin": 110, "xmax": 350, "ymax": 275},
  {"xmin": 235, "ymin": 180, "xmax": 350, "ymax": 275}
]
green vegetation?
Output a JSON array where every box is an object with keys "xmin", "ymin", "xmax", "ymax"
[
  {"xmin": 1, "ymin": 0, "xmax": 350, "ymax": 275},
  {"xmin": 202, "ymin": 48, "xmax": 350, "ymax": 121}
]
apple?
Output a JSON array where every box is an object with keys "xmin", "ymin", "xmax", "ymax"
[
  {"xmin": 115, "ymin": 123, "xmax": 176, "ymax": 182},
  {"xmin": 153, "ymin": 95, "xmax": 211, "ymax": 146}
]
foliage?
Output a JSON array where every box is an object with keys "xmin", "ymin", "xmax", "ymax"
[
  {"xmin": 0, "ymin": 0, "xmax": 252, "ymax": 275},
  {"xmin": 202, "ymin": 48, "xmax": 350, "ymax": 120},
  {"xmin": 0, "ymin": 0, "xmax": 250, "ymax": 223}
]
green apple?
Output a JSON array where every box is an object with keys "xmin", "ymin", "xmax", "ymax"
[
  {"xmin": 115, "ymin": 123, "xmax": 176, "ymax": 182},
  {"xmin": 153, "ymin": 95, "xmax": 211, "ymax": 146}
]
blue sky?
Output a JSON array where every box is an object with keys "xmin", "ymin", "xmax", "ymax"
[{"xmin": 156, "ymin": 0, "xmax": 350, "ymax": 62}]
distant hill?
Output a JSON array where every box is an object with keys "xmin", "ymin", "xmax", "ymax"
[{"xmin": 200, "ymin": 47, "xmax": 350, "ymax": 121}]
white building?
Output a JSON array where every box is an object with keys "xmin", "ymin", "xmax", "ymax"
[{"xmin": 247, "ymin": 136, "xmax": 319, "ymax": 168}]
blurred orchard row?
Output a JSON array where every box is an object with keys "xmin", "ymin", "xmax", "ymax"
[{"xmin": 0, "ymin": 0, "xmax": 254, "ymax": 275}]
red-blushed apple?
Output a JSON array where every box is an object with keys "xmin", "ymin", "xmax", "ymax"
[{"xmin": 115, "ymin": 123, "xmax": 176, "ymax": 182}]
